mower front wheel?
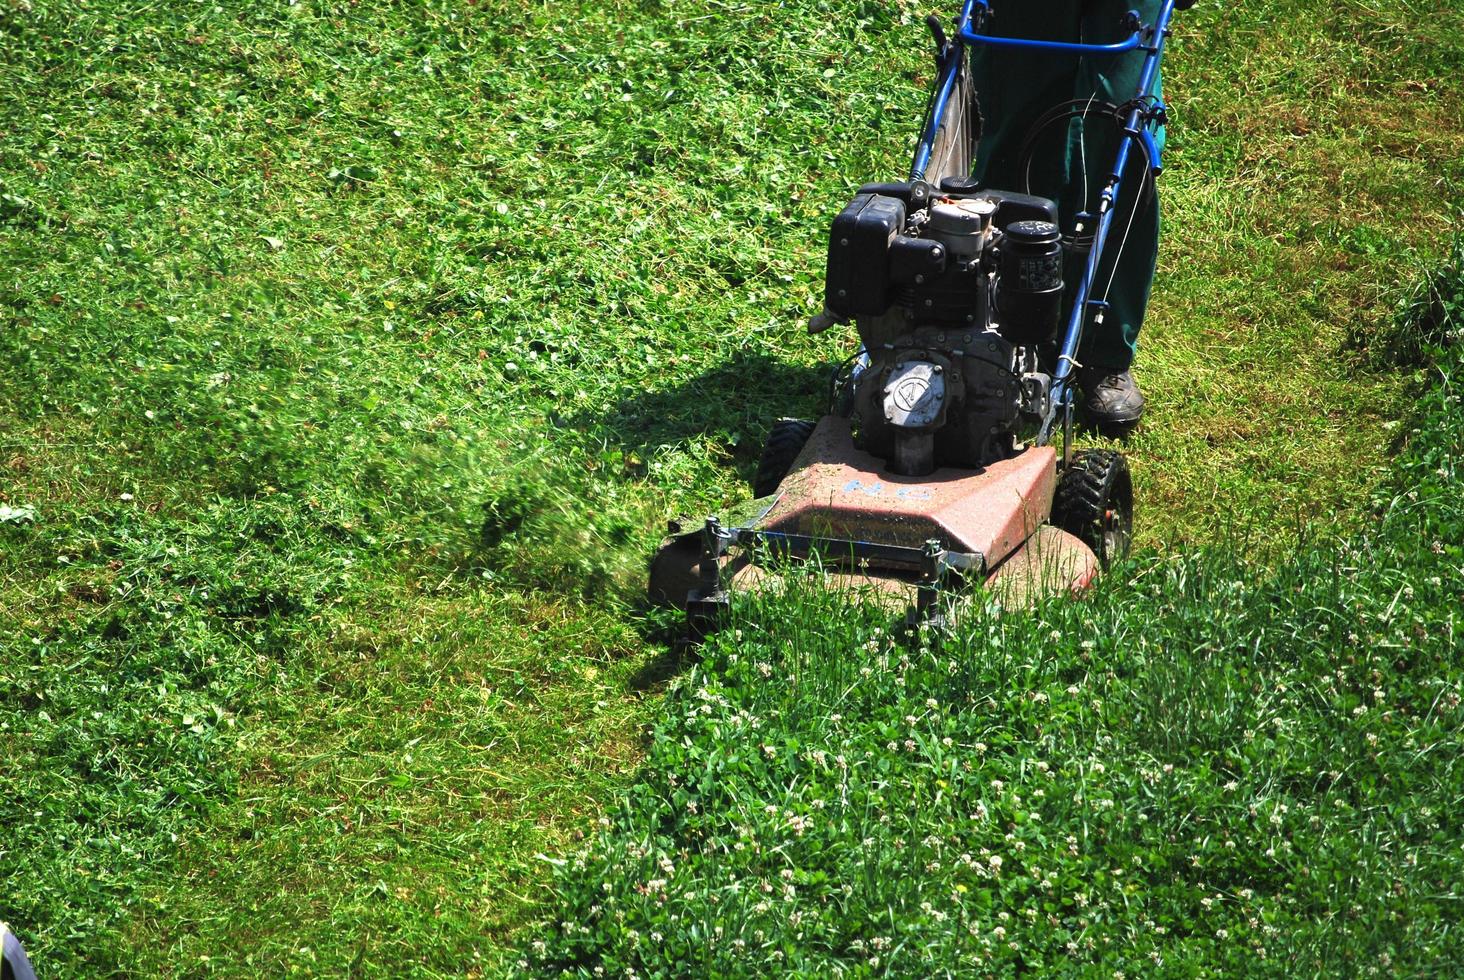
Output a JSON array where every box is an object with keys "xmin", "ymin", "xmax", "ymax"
[
  {"xmin": 1051, "ymin": 449, "xmax": 1133, "ymax": 569},
  {"xmin": 752, "ymin": 418, "xmax": 816, "ymax": 498}
]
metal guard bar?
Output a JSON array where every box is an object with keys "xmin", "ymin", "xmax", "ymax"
[
  {"xmin": 966, "ymin": 0, "xmax": 1147, "ymax": 53},
  {"xmin": 685, "ymin": 520, "xmax": 981, "ymax": 624},
  {"xmin": 744, "ymin": 529, "xmax": 985, "ymax": 577},
  {"xmin": 958, "ymin": 28, "xmax": 1144, "ymax": 55}
]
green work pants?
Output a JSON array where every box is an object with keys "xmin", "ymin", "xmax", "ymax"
[{"xmin": 970, "ymin": 0, "xmax": 1163, "ymax": 372}]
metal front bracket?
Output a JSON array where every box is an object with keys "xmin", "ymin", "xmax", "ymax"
[
  {"xmin": 685, "ymin": 516, "xmax": 734, "ymax": 623},
  {"xmin": 682, "ymin": 517, "xmax": 987, "ymax": 632}
]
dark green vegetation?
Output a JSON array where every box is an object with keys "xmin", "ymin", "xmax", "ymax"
[{"xmin": 0, "ymin": 0, "xmax": 1461, "ymax": 974}]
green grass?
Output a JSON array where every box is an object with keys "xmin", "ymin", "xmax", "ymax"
[{"xmin": 1, "ymin": 0, "xmax": 1462, "ymax": 974}]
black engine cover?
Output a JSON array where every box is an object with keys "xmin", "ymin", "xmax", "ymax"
[{"xmin": 824, "ymin": 193, "xmax": 906, "ymax": 319}]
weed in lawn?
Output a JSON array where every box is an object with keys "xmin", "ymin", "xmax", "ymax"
[{"xmin": 1350, "ymin": 231, "xmax": 1464, "ymax": 369}]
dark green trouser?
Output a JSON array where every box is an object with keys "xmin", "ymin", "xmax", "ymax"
[{"xmin": 970, "ymin": 0, "xmax": 1163, "ymax": 372}]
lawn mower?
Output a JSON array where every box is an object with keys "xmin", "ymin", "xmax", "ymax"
[{"xmin": 650, "ymin": 0, "xmax": 1187, "ymax": 627}]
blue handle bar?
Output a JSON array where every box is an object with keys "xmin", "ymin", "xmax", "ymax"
[{"xmin": 960, "ymin": 2, "xmax": 1147, "ymax": 55}]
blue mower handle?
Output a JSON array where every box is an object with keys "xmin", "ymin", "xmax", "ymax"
[
  {"xmin": 960, "ymin": 4, "xmax": 1147, "ymax": 55},
  {"xmin": 958, "ymin": 0, "xmax": 1196, "ymax": 55}
]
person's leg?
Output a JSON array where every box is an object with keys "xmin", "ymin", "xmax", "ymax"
[
  {"xmin": 1073, "ymin": 0, "xmax": 1163, "ymax": 377},
  {"xmin": 969, "ymin": 1, "xmax": 1162, "ymax": 430},
  {"xmin": 970, "ymin": 2, "xmax": 1082, "ymax": 193},
  {"xmin": 1069, "ymin": 0, "xmax": 1164, "ymax": 429}
]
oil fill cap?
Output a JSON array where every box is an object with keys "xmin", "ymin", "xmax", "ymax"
[{"xmin": 1004, "ymin": 219, "xmax": 1062, "ymax": 246}]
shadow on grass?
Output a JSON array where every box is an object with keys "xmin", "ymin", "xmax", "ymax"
[
  {"xmin": 568, "ymin": 350, "xmax": 832, "ymax": 478},
  {"xmin": 565, "ymin": 351, "xmax": 834, "ymax": 692},
  {"xmin": 627, "ymin": 634, "xmax": 701, "ymax": 692}
]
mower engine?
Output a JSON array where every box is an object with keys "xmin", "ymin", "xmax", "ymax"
[{"xmin": 823, "ymin": 181, "xmax": 1064, "ymax": 477}]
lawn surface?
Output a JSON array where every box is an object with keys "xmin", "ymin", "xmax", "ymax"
[{"xmin": 1, "ymin": 0, "xmax": 1461, "ymax": 974}]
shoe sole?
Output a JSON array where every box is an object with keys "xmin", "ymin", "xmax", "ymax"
[{"xmin": 1081, "ymin": 412, "xmax": 1143, "ymax": 438}]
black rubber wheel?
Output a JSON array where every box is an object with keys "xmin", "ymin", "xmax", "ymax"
[
  {"xmin": 1050, "ymin": 449, "xmax": 1134, "ymax": 569},
  {"xmin": 752, "ymin": 418, "xmax": 816, "ymax": 498}
]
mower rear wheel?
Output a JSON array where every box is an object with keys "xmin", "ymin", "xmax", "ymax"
[
  {"xmin": 752, "ymin": 418, "xmax": 816, "ymax": 498},
  {"xmin": 1050, "ymin": 449, "xmax": 1133, "ymax": 569}
]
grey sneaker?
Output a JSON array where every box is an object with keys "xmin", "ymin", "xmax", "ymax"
[{"xmin": 1081, "ymin": 368, "xmax": 1146, "ymax": 434}]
